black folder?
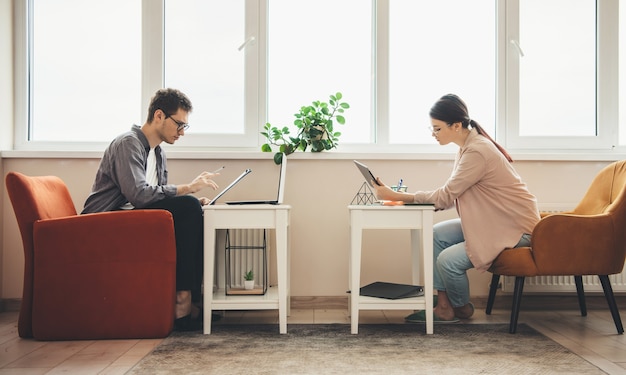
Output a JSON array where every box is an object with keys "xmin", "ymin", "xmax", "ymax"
[{"xmin": 359, "ymin": 281, "xmax": 424, "ymax": 300}]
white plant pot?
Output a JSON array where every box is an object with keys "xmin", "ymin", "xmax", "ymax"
[{"xmin": 244, "ymin": 280, "xmax": 255, "ymax": 290}]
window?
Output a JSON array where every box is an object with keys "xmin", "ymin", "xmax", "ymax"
[
  {"xmin": 13, "ymin": 0, "xmax": 626, "ymax": 156},
  {"xmin": 164, "ymin": 0, "xmax": 260, "ymax": 148},
  {"xmin": 505, "ymin": 0, "xmax": 616, "ymax": 150},
  {"xmin": 520, "ymin": 0, "xmax": 595, "ymax": 137},
  {"xmin": 387, "ymin": 0, "xmax": 495, "ymax": 146},
  {"xmin": 267, "ymin": 0, "xmax": 372, "ymax": 144},
  {"xmin": 25, "ymin": 0, "xmax": 141, "ymax": 145}
]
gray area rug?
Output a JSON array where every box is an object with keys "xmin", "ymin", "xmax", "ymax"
[{"xmin": 128, "ymin": 323, "xmax": 604, "ymax": 374}]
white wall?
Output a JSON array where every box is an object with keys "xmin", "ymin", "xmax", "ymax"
[{"xmin": 1, "ymin": 156, "xmax": 610, "ymax": 301}]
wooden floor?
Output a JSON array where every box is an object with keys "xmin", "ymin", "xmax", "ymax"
[{"xmin": 0, "ymin": 307, "xmax": 625, "ymax": 374}]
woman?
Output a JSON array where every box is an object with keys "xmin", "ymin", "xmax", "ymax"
[{"xmin": 373, "ymin": 94, "xmax": 540, "ymax": 323}]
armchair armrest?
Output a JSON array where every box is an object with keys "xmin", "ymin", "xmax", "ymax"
[
  {"xmin": 532, "ymin": 212, "xmax": 616, "ymax": 275},
  {"xmin": 34, "ymin": 209, "xmax": 176, "ymax": 263},
  {"xmin": 539, "ymin": 210, "xmax": 573, "ymax": 219}
]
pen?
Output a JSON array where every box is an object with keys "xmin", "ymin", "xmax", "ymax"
[
  {"xmin": 212, "ymin": 166, "xmax": 225, "ymax": 173},
  {"xmin": 397, "ymin": 178, "xmax": 403, "ymax": 192}
]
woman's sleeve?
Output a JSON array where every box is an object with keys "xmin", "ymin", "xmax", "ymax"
[{"xmin": 413, "ymin": 149, "xmax": 487, "ymax": 209}]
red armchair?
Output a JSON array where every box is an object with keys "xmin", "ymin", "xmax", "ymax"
[
  {"xmin": 486, "ymin": 161, "xmax": 626, "ymax": 334},
  {"xmin": 5, "ymin": 171, "xmax": 177, "ymax": 340}
]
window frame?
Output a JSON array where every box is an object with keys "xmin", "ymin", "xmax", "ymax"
[
  {"xmin": 13, "ymin": 0, "xmax": 266, "ymax": 152},
  {"xmin": 501, "ymin": 0, "xmax": 620, "ymax": 152},
  {"xmin": 11, "ymin": 0, "xmax": 626, "ymax": 158},
  {"xmin": 160, "ymin": 0, "xmax": 265, "ymax": 149}
]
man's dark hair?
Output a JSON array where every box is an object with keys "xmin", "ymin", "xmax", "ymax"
[{"xmin": 146, "ymin": 88, "xmax": 193, "ymax": 123}]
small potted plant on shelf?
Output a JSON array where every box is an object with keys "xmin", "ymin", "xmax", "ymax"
[
  {"xmin": 243, "ymin": 269, "xmax": 255, "ymax": 290},
  {"xmin": 261, "ymin": 92, "xmax": 350, "ymax": 164}
]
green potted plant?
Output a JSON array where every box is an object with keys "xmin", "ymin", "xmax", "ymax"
[
  {"xmin": 261, "ymin": 92, "xmax": 350, "ymax": 164},
  {"xmin": 243, "ymin": 269, "xmax": 255, "ymax": 290}
]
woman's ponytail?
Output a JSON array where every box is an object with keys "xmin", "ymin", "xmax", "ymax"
[{"xmin": 469, "ymin": 119, "xmax": 513, "ymax": 163}]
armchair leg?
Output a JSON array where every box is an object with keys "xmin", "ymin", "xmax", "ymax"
[
  {"xmin": 486, "ymin": 274, "xmax": 500, "ymax": 315},
  {"xmin": 574, "ymin": 275, "xmax": 587, "ymax": 317},
  {"xmin": 509, "ymin": 276, "xmax": 525, "ymax": 334},
  {"xmin": 599, "ymin": 275, "xmax": 624, "ymax": 335}
]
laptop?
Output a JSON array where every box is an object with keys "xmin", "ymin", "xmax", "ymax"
[
  {"xmin": 207, "ymin": 169, "xmax": 252, "ymax": 205},
  {"xmin": 354, "ymin": 160, "xmax": 382, "ymax": 187},
  {"xmin": 225, "ymin": 156, "xmax": 287, "ymax": 205}
]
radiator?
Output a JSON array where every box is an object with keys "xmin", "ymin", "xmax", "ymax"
[
  {"xmin": 501, "ymin": 204, "xmax": 626, "ymax": 293},
  {"xmin": 225, "ymin": 229, "xmax": 268, "ymax": 290}
]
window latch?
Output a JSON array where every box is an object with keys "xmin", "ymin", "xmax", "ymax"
[
  {"xmin": 510, "ymin": 39, "xmax": 525, "ymax": 57},
  {"xmin": 238, "ymin": 36, "xmax": 256, "ymax": 52}
]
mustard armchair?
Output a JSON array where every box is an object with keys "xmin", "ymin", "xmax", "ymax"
[
  {"xmin": 486, "ymin": 161, "xmax": 626, "ymax": 334},
  {"xmin": 5, "ymin": 172, "xmax": 177, "ymax": 340}
]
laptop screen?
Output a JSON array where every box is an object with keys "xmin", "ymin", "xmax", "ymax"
[
  {"xmin": 208, "ymin": 169, "xmax": 252, "ymax": 205},
  {"xmin": 354, "ymin": 160, "xmax": 381, "ymax": 187},
  {"xmin": 224, "ymin": 156, "xmax": 287, "ymax": 205}
]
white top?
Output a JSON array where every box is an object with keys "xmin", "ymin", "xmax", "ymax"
[{"xmin": 145, "ymin": 148, "xmax": 158, "ymax": 187}]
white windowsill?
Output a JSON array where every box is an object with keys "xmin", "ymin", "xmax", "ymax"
[{"xmin": 1, "ymin": 149, "xmax": 625, "ymax": 162}]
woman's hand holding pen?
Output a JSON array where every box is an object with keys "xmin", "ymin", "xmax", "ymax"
[
  {"xmin": 373, "ymin": 177, "xmax": 412, "ymax": 203},
  {"xmin": 372, "ymin": 177, "xmax": 394, "ymax": 200}
]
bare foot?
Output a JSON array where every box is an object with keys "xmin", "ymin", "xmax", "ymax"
[
  {"xmin": 433, "ymin": 291, "xmax": 457, "ymax": 321},
  {"xmin": 433, "ymin": 305, "xmax": 456, "ymax": 321},
  {"xmin": 175, "ymin": 290, "xmax": 192, "ymax": 319},
  {"xmin": 453, "ymin": 302, "xmax": 475, "ymax": 319}
]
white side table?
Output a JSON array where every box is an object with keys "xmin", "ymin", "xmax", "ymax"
[
  {"xmin": 348, "ymin": 204, "xmax": 435, "ymax": 334},
  {"xmin": 203, "ymin": 204, "xmax": 291, "ymax": 334}
]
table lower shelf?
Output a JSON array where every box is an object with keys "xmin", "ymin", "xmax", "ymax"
[
  {"xmin": 226, "ymin": 287, "xmax": 266, "ymax": 295},
  {"xmin": 210, "ymin": 286, "xmax": 281, "ymax": 310},
  {"xmin": 354, "ymin": 295, "xmax": 429, "ymax": 310}
]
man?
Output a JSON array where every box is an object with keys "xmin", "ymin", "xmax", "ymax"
[{"xmin": 83, "ymin": 88, "xmax": 218, "ymax": 331}]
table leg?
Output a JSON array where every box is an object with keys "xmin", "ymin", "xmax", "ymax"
[
  {"xmin": 350, "ymin": 222, "xmax": 362, "ymax": 334},
  {"xmin": 276, "ymin": 211, "xmax": 289, "ymax": 334},
  {"xmin": 422, "ymin": 213, "xmax": 434, "ymax": 334},
  {"xmin": 203, "ymin": 214, "xmax": 216, "ymax": 334}
]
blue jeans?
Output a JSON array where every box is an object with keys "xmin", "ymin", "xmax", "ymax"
[{"xmin": 433, "ymin": 218, "xmax": 531, "ymax": 308}]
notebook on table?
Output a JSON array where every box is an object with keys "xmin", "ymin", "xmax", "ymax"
[
  {"xmin": 359, "ymin": 281, "xmax": 424, "ymax": 299},
  {"xmin": 225, "ymin": 156, "xmax": 287, "ymax": 205},
  {"xmin": 207, "ymin": 169, "xmax": 252, "ymax": 205}
]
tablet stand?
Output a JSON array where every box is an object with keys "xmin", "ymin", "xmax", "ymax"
[{"xmin": 351, "ymin": 182, "xmax": 377, "ymax": 205}]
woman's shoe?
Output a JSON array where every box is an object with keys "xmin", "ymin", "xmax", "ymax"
[
  {"xmin": 404, "ymin": 295, "xmax": 438, "ymax": 320},
  {"xmin": 404, "ymin": 310, "xmax": 460, "ymax": 324}
]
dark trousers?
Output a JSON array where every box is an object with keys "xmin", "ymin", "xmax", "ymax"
[{"xmin": 142, "ymin": 195, "xmax": 203, "ymax": 302}]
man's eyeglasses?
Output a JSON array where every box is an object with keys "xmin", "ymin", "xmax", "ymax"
[{"xmin": 166, "ymin": 115, "xmax": 190, "ymax": 132}]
